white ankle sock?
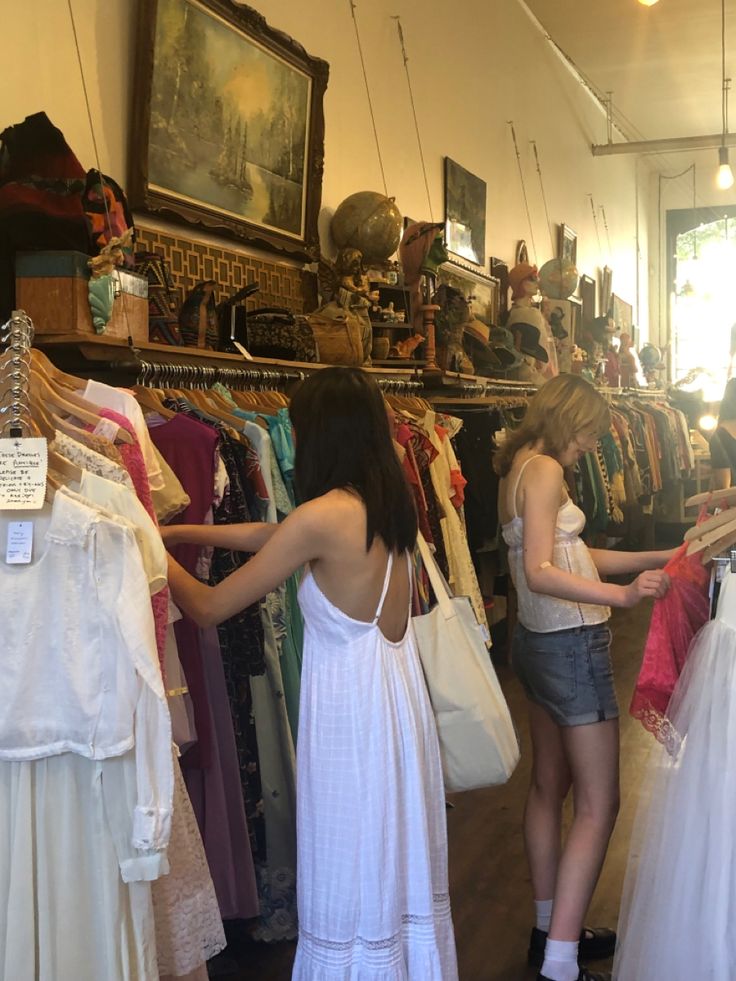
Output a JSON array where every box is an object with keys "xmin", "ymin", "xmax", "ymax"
[
  {"xmin": 541, "ymin": 938, "xmax": 579, "ymax": 981},
  {"xmin": 534, "ymin": 898, "xmax": 554, "ymax": 932}
]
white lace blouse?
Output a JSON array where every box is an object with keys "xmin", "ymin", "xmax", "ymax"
[{"xmin": 0, "ymin": 487, "xmax": 172, "ymax": 852}]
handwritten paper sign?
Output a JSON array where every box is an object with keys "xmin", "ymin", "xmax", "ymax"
[{"xmin": 0, "ymin": 438, "xmax": 48, "ymax": 510}]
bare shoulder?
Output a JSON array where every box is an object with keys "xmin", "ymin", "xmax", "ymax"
[
  {"xmin": 289, "ymin": 489, "xmax": 365, "ymax": 540},
  {"xmin": 519, "ymin": 454, "xmax": 564, "ymax": 507},
  {"xmin": 524, "ymin": 454, "xmax": 563, "ymax": 481}
]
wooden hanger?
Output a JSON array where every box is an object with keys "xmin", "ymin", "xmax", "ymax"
[
  {"xmin": 684, "ymin": 507, "xmax": 736, "ymax": 544},
  {"xmin": 686, "ymin": 515, "xmax": 736, "ymax": 557},
  {"xmin": 702, "ymin": 526, "xmax": 736, "ymax": 564},
  {"xmin": 47, "ymin": 447, "xmax": 84, "ymax": 485},
  {"xmin": 685, "ymin": 486, "xmax": 736, "ymax": 508},
  {"xmin": 29, "ymin": 353, "xmax": 135, "ymax": 442},
  {"xmin": 28, "ymin": 371, "xmax": 133, "ymax": 444},
  {"xmin": 29, "ymin": 349, "xmax": 86, "ymax": 393},
  {"xmin": 133, "ymin": 386, "xmax": 177, "ymax": 420}
]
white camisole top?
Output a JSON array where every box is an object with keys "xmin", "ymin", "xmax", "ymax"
[{"xmin": 501, "ymin": 455, "xmax": 610, "ymax": 633}]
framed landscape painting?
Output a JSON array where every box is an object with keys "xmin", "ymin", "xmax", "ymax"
[
  {"xmin": 130, "ymin": 0, "xmax": 329, "ymax": 260},
  {"xmin": 444, "ymin": 158, "xmax": 487, "ymax": 266},
  {"xmin": 437, "ymin": 258, "xmax": 500, "ymax": 327},
  {"xmin": 558, "ymin": 223, "xmax": 577, "ymax": 266}
]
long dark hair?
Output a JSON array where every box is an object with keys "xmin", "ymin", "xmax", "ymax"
[{"xmin": 289, "ymin": 367, "xmax": 417, "ymax": 553}]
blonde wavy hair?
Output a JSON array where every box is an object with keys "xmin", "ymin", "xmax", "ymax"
[{"xmin": 493, "ymin": 374, "xmax": 611, "ymax": 477}]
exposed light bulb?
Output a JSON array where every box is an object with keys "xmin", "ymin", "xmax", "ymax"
[
  {"xmin": 717, "ymin": 146, "xmax": 735, "ymax": 190},
  {"xmin": 638, "ymin": 0, "xmax": 659, "ymax": 6},
  {"xmin": 698, "ymin": 413, "xmax": 718, "ymax": 431}
]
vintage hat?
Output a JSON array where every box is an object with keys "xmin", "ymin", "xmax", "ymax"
[
  {"xmin": 508, "ymin": 262, "xmax": 539, "ymax": 297},
  {"xmin": 489, "ymin": 326, "xmax": 524, "ymax": 369},
  {"xmin": 591, "ymin": 315, "xmax": 617, "ymax": 341},
  {"xmin": 511, "ymin": 321, "xmax": 549, "ymax": 363},
  {"xmin": 463, "ymin": 317, "xmax": 503, "ymax": 370}
]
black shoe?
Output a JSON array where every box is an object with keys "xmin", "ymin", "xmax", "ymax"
[
  {"xmin": 528, "ymin": 925, "xmax": 617, "ymax": 967},
  {"xmin": 537, "ymin": 969, "xmax": 611, "ymax": 981}
]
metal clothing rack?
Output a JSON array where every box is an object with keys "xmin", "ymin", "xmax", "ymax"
[
  {"xmin": 604, "ymin": 387, "xmax": 668, "ymax": 400},
  {"xmin": 135, "ymin": 357, "xmax": 304, "ymax": 392},
  {"xmin": 132, "ymin": 355, "xmax": 425, "ymax": 396},
  {"xmin": 377, "ymin": 376, "xmax": 423, "ymax": 394},
  {"xmin": 0, "ymin": 310, "xmax": 34, "ymax": 438}
]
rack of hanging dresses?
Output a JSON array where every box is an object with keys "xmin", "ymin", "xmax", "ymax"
[{"xmin": 0, "ymin": 314, "xmax": 226, "ymax": 981}]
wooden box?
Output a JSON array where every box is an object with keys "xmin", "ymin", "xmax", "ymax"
[{"xmin": 15, "ymin": 251, "xmax": 149, "ymax": 343}]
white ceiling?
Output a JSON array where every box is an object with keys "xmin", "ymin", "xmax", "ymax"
[{"xmin": 524, "ymin": 0, "xmax": 735, "ymax": 143}]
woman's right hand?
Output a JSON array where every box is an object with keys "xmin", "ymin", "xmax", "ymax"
[{"xmin": 622, "ymin": 569, "xmax": 671, "ymax": 607}]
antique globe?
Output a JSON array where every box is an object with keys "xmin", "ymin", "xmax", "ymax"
[
  {"xmin": 331, "ymin": 191, "xmax": 403, "ymax": 264},
  {"xmin": 538, "ymin": 257, "xmax": 579, "ymax": 300},
  {"xmin": 639, "ymin": 343, "xmax": 662, "ymax": 369}
]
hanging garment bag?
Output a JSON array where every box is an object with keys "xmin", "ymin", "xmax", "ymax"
[{"xmin": 413, "ymin": 533, "xmax": 520, "ymax": 792}]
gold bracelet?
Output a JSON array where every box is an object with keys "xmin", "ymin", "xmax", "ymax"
[{"xmin": 539, "ymin": 560, "xmax": 552, "ymax": 570}]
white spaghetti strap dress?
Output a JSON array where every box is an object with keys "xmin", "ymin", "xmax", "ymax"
[{"xmin": 292, "ymin": 551, "xmax": 458, "ymax": 980}]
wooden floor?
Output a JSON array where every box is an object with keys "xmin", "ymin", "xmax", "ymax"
[{"xmin": 216, "ymin": 601, "xmax": 655, "ymax": 980}]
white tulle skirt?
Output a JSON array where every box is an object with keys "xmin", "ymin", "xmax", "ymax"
[{"xmin": 614, "ymin": 617, "xmax": 736, "ymax": 979}]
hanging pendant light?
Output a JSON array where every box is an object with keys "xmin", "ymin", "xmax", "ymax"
[
  {"xmin": 717, "ymin": 145, "xmax": 734, "ymax": 189},
  {"xmin": 717, "ymin": 0, "xmax": 734, "ymax": 190},
  {"xmin": 638, "ymin": 0, "xmax": 660, "ymax": 6}
]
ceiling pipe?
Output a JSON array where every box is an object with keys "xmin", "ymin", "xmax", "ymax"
[
  {"xmin": 593, "ymin": 132, "xmax": 736, "ymax": 156},
  {"xmin": 514, "ymin": 0, "xmax": 635, "ymax": 143}
]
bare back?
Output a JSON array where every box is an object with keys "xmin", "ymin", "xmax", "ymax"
[{"xmin": 309, "ymin": 489, "xmax": 411, "ymax": 643}]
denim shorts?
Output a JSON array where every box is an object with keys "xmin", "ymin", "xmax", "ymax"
[{"xmin": 511, "ymin": 621, "xmax": 619, "ymax": 727}]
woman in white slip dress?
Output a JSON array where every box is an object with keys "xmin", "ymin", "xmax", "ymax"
[
  {"xmin": 163, "ymin": 367, "xmax": 458, "ymax": 980},
  {"xmin": 614, "ymin": 566, "xmax": 736, "ymax": 979}
]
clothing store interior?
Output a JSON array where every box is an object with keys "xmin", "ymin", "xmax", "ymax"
[{"xmin": 4, "ymin": 1, "xmax": 736, "ymax": 980}]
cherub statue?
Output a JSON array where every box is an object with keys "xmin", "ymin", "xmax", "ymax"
[{"xmin": 318, "ymin": 247, "xmax": 376, "ymax": 364}]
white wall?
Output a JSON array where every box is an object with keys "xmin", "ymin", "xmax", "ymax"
[{"xmin": 5, "ymin": 0, "xmax": 647, "ymax": 328}]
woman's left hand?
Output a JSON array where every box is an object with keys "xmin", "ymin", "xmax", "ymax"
[{"xmin": 160, "ymin": 525, "xmax": 181, "ymax": 548}]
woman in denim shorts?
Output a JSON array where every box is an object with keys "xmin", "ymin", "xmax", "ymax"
[{"xmin": 496, "ymin": 375, "xmax": 672, "ymax": 981}]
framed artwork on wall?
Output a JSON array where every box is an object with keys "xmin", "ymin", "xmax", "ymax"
[
  {"xmin": 540, "ymin": 296, "xmax": 580, "ymax": 374},
  {"xmin": 611, "ymin": 294, "xmax": 633, "ymax": 336},
  {"xmin": 437, "ymin": 258, "xmax": 500, "ymax": 327},
  {"xmin": 130, "ymin": 0, "xmax": 329, "ymax": 261},
  {"xmin": 600, "ymin": 265, "xmax": 613, "ymax": 316},
  {"xmin": 558, "ymin": 224, "xmax": 577, "ymax": 265},
  {"xmin": 490, "ymin": 257, "xmax": 509, "ymax": 318},
  {"xmin": 444, "ymin": 157, "xmax": 487, "ymax": 266},
  {"xmin": 579, "ymin": 273, "xmax": 596, "ymax": 327}
]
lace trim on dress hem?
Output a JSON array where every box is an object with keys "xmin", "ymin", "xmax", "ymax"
[
  {"xmin": 629, "ymin": 700, "xmax": 682, "ymax": 756},
  {"xmin": 300, "ymin": 894, "xmax": 452, "ymax": 952}
]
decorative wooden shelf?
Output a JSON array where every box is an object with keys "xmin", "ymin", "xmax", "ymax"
[{"xmin": 34, "ymin": 333, "xmax": 418, "ymax": 378}]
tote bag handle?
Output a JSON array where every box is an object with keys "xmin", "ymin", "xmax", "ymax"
[{"xmin": 416, "ymin": 532, "xmax": 461, "ymax": 620}]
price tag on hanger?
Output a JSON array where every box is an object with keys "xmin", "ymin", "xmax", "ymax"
[
  {"xmin": 6, "ymin": 521, "xmax": 33, "ymax": 564},
  {"xmin": 93, "ymin": 418, "xmax": 120, "ymax": 443},
  {"xmin": 0, "ymin": 438, "xmax": 48, "ymax": 510}
]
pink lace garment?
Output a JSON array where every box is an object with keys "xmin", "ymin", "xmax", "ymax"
[{"xmin": 630, "ymin": 541, "xmax": 710, "ymax": 744}]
